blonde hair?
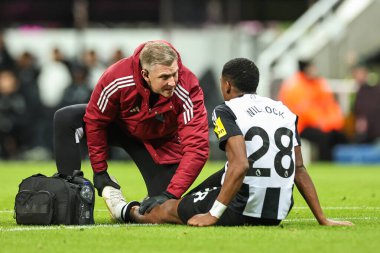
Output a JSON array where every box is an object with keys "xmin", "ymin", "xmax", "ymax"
[{"xmin": 139, "ymin": 41, "xmax": 178, "ymax": 71}]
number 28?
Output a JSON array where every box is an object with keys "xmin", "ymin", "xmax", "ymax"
[{"xmin": 245, "ymin": 126, "xmax": 294, "ymax": 178}]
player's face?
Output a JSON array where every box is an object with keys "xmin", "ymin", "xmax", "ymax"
[{"xmin": 143, "ymin": 61, "xmax": 179, "ymax": 98}]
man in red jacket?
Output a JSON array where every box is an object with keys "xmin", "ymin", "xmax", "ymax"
[{"xmin": 53, "ymin": 40, "xmax": 209, "ymax": 215}]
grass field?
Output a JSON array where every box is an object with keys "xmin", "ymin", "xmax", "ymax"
[{"xmin": 0, "ymin": 161, "xmax": 379, "ymax": 253}]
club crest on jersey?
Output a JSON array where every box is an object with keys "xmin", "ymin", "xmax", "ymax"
[{"xmin": 214, "ymin": 117, "xmax": 227, "ymax": 139}]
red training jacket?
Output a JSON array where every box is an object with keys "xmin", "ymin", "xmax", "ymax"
[{"xmin": 84, "ymin": 41, "xmax": 209, "ymax": 198}]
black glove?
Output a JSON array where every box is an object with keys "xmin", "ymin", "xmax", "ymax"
[
  {"xmin": 93, "ymin": 170, "xmax": 120, "ymax": 196},
  {"xmin": 139, "ymin": 191, "xmax": 177, "ymax": 215}
]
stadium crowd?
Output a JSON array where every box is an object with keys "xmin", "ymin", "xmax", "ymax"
[
  {"xmin": 0, "ymin": 32, "xmax": 125, "ymax": 159},
  {"xmin": 1, "ymin": 32, "xmax": 380, "ymax": 161}
]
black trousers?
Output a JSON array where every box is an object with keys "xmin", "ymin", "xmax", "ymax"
[{"xmin": 53, "ymin": 104, "xmax": 178, "ymax": 197}]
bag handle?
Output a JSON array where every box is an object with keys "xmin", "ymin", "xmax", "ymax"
[{"xmin": 52, "ymin": 170, "xmax": 84, "ymax": 179}]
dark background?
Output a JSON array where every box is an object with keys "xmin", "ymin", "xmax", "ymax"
[{"xmin": 0, "ymin": 0, "xmax": 317, "ymax": 28}]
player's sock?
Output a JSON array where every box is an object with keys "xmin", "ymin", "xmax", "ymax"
[{"xmin": 121, "ymin": 201, "xmax": 141, "ymax": 223}]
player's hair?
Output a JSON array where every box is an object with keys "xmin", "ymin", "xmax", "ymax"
[
  {"xmin": 222, "ymin": 58, "xmax": 259, "ymax": 93},
  {"xmin": 140, "ymin": 41, "xmax": 178, "ymax": 71},
  {"xmin": 298, "ymin": 60, "xmax": 312, "ymax": 72}
]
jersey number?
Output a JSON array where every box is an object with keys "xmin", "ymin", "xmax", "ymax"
[{"xmin": 245, "ymin": 126, "xmax": 294, "ymax": 178}]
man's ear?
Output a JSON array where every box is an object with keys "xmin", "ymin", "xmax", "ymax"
[
  {"xmin": 226, "ymin": 81, "xmax": 232, "ymax": 94},
  {"xmin": 141, "ymin": 69, "xmax": 149, "ymax": 82}
]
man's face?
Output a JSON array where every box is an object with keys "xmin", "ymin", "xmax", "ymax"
[
  {"xmin": 142, "ymin": 61, "xmax": 179, "ymax": 98},
  {"xmin": 304, "ymin": 64, "xmax": 318, "ymax": 79}
]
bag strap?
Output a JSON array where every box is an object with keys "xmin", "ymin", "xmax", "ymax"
[
  {"xmin": 52, "ymin": 173, "xmax": 67, "ymax": 179},
  {"xmin": 52, "ymin": 171, "xmax": 89, "ymax": 185},
  {"xmin": 52, "ymin": 170, "xmax": 84, "ymax": 180},
  {"xmin": 72, "ymin": 170, "xmax": 84, "ymax": 177}
]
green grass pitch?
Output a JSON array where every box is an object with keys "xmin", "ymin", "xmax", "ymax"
[{"xmin": 0, "ymin": 161, "xmax": 379, "ymax": 253}]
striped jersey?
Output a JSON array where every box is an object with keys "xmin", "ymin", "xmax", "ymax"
[{"xmin": 212, "ymin": 94, "xmax": 300, "ymax": 220}]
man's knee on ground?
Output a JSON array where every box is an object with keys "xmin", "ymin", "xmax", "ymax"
[{"xmin": 54, "ymin": 106, "xmax": 75, "ymax": 129}]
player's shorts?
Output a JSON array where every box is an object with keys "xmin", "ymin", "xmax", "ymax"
[{"xmin": 177, "ymin": 186, "xmax": 281, "ymax": 226}]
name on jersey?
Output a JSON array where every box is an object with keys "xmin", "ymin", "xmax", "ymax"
[
  {"xmin": 214, "ymin": 117, "xmax": 227, "ymax": 139},
  {"xmin": 246, "ymin": 106, "xmax": 284, "ymax": 118}
]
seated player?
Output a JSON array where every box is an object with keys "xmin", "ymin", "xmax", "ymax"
[{"xmin": 102, "ymin": 58, "xmax": 353, "ymax": 226}]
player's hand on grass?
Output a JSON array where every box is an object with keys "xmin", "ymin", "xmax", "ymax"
[
  {"xmin": 321, "ymin": 218, "xmax": 354, "ymax": 226},
  {"xmin": 187, "ymin": 213, "xmax": 218, "ymax": 227}
]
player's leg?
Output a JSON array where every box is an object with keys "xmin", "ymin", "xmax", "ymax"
[
  {"xmin": 185, "ymin": 167, "xmax": 225, "ymax": 195},
  {"xmin": 129, "ymin": 199, "xmax": 183, "ymax": 224},
  {"xmin": 127, "ymin": 185, "xmax": 281, "ymax": 226},
  {"xmin": 126, "ymin": 169, "xmax": 226, "ymax": 224},
  {"xmin": 178, "ymin": 187, "xmax": 218, "ymax": 224},
  {"xmin": 54, "ymin": 104, "xmax": 87, "ymax": 176},
  {"xmin": 177, "ymin": 187, "xmax": 246, "ymax": 226}
]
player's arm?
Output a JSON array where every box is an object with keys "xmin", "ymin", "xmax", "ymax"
[
  {"xmin": 215, "ymin": 135, "xmax": 248, "ymax": 207},
  {"xmin": 294, "ymin": 146, "xmax": 353, "ymax": 226},
  {"xmin": 187, "ymin": 135, "xmax": 248, "ymax": 226}
]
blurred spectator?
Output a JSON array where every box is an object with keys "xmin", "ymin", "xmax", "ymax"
[
  {"xmin": 199, "ymin": 68, "xmax": 224, "ymax": 160},
  {"xmin": 15, "ymin": 51, "xmax": 44, "ymax": 150},
  {"xmin": 82, "ymin": 49, "xmax": 106, "ymax": 89},
  {"xmin": 59, "ymin": 65, "xmax": 91, "ymax": 107},
  {"xmin": 278, "ymin": 60, "xmax": 347, "ymax": 161},
  {"xmin": 37, "ymin": 48, "xmax": 72, "ymax": 155},
  {"xmin": 109, "ymin": 48, "xmax": 125, "ymax": 65},
  {"xmin": 352, "ymin": 65, "xmax": 380, "ymax": 143},
  {"xmin": 38, "ymin": 48, "xmax": 72, "ymax": 109},
  {"xmin": 0, "ymin": 70, "xmax": 27, "ymax": 159},
  {"xmin": 0, "ymin": 33, "xmax": 15, "ymax": 71}
]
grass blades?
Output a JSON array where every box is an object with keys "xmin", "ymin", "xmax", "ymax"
[{"xmin": 0, "ymin": 161, "xmax": 379, "ymax": 253}]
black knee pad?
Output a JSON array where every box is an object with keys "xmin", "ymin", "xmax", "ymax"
[{"xmin": 54, "ymin": 104, "xmax": 87, "ymax": 131}]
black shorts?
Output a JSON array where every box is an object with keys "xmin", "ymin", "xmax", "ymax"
[{"xmin": 177, "ymin": 186, "xmax": 281, "ymax": 226}]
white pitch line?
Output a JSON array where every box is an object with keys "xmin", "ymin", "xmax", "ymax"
[
  {"xmin": 0, "ymin": 223, "xmax": 157, "ymax": 232},
  {"xmin": 293, "ymin": 206, "xmax": 380, "ymax": 210},
  {"xmin": 0, "ymin": 209, "xmax": 111, "ymax": 214},
  {"xmin": 0, "ymin": 217, "xmax": 377, "ymax": 232},
  {"xmin": 283, "ymin": 217, "xmax": 379, "ymax": 222},
  {"xmin": 2, "ymin": 206, "xmax": 378, "ymax": 214}
]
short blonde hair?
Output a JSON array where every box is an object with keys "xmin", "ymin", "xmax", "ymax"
[{"xmin": 139, "ymin": 41, "xmax": 178, "ymax": 71}]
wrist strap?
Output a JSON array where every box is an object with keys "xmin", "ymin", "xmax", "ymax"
[{"xmin": 209, "ymin": 200, "xmax": 227, "ymax": 219}]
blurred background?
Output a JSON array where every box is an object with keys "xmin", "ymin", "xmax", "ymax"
[{"xmin": 1, "ymin": 0, "xmax": 380, "ymax": 163}]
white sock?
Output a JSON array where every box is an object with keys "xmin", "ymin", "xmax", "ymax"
[{"xmin": 116, "ymin": 202, "xmax": 127, "ymax": 221}]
